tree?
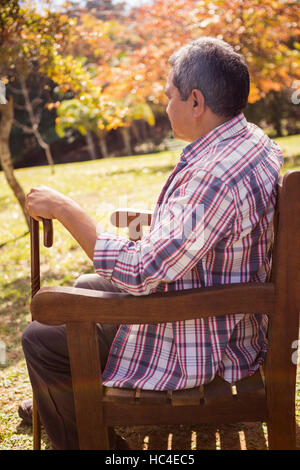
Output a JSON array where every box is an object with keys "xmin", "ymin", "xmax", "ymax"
[
  {"xmin": 0, "ymin": 0, "xmax": 91, "ymax": 224},
  {"xmin": 61, "ymin": 0, "xmax": 300, "ymax": 138},
  {"xmin": 10, "ymin": 72, "xmax": 55, "ymax": 172},
  {"xmin": 198, "ymin": 0, "xmax": 300, "ymax": 102},
  {"xmin": 0, "ymin": 2, "xmax": 73, "ymax": 171},
  {"xmin": 55, "ymin": 98, "xmax": 99, "ymax": 160},
  {"xmin": 0, "ymin": 1, "xmax": 30, "ymax": 228},
  {"xmin": 0, "ymin": 95, "xmax": 30, "ymax": 228},
  {"xmin": 72, "ymin": 0, "xmax": 126, "ymax": 20},
  {"xmin": 55, "ymin": 88, "xmax": 129, "ymax": 158},
  {"xmin": 125, "ymin": 0, "xmax": 300, "ymax": 105},
  {"xmin": 116, "ymin": 98, "xmax": 155, "ymax": 155}
]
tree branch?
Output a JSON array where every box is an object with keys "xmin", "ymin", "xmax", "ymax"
[
  {"xmin": 18, "ymin": 73, "xmax": 38, "ymax": 127},
  {"xmin": 13, "ymin": 103, "xmax": 27, "ymax": 111},
  {"xmin": 7, "ymin": 85, "xmax": 23, "ymax": 95},
  {"xmin": 34, "ymin": 107, "xmax": 42, "ymax": 126},
  {"xmin": 13, "ymin": 119, "xmax": 33, "ymax": 134},
  {"xmin": 31, "ymin": 96, "xmax": 43, "ymax": 108}
]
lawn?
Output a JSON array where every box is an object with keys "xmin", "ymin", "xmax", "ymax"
[{"xmin": 0, "ymin": 135, "xmax": 299, "ymax": 450}]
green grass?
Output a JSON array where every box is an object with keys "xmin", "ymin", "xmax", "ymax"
[
  {"xmin": 275, "ymin": 134, "xmax": 300, "ymax": 170},
  {"xmin": 0, "ymin": 135, "xmax": 299, "ymax": 450},
  {"xmin": 0, "ymin": 150, "xmax": 179, "ymax": 450}
]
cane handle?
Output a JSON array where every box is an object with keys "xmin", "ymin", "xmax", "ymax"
[{"xmin": 42, "ymin": 218, "xmax": 53, "ymax": 247}]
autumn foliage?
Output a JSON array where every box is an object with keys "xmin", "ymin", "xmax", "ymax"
[
  {"xmin": 0, "ymin": 0, "xmax": 299, "ymax": 226},
  {"xmin": 1, "ymin": 0, "xmax": 300, "ymax": 160},
  {"xmin": 126, "ymin": 0, "xmax": 300, "ymax": 103},
  {"xmin": 62, "ymin": 0, "xmax": 300, "ymax": 139}
]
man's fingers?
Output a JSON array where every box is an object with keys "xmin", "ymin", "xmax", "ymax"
[
  {"xmin": 25, "ymin": 192, "xmax": 42, "ymax": 221},
  {"xmin": 25, "ymin": 185, "xmax": 58, "ymax": 220}
]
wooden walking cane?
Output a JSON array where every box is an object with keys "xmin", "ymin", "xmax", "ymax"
[{"xmin": 30, "ymin": 217, "xmax": 53, "ymax": 450}]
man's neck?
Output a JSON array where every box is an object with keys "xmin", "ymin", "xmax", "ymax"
[{"xmin": 192, "ymin": 112, "xmax": 232, "ymax": 142}]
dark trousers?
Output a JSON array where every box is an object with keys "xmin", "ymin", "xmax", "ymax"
[{"xmin": 22, "ymin": 274, "xmax": 129, "ymax": 450}]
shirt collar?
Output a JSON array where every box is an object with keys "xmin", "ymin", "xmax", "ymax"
[{"xmin": 181, "ymin": 113, "xmax": 248, "ymax": 162}]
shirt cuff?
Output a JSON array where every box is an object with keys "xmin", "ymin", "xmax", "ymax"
[{"xmin": 93, "ymin": 231, "xmax": 129, "ymax": 282}]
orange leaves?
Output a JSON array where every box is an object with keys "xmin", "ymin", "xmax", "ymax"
[
  {"xmin": 74, "ymin": 0, "xmax": 299, "ymax": 109},
  {"xmin": 0, "ymin": 2, "xmax": 79, "ymax": 83},
  {"xmin": 248, "ymin": 83, "xmax": 261, "ymax": 104},
  {"xmin": 3, "ymin": 0, "xmax": 299, "ymax": 137}
]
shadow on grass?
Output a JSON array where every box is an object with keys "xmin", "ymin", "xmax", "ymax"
[
  {"xmin": 16, "ymin": 422, "xmax": 52, "ymax": 450},
  {"xmin": 121, "ymin": 420, "xmax": 300, "ymax": 450},
  {"xmin": 120, "ymin": 422, "xmax": 268, "ymax": 450},
  {"xmin": 0, "ymin": 230, "xmax": 29, "ymax": 249},
  {"xmin": 8, "ymin": 421, "xmax": 269, "ymax": 450},
  {"xmin": 16, "ymin": 421, "xmax": 297, "ymax": 450}
]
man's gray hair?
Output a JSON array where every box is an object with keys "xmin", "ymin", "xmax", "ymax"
[{"xmin": 169, "ymin": 37, "xmax": 250, "ymax": 118}]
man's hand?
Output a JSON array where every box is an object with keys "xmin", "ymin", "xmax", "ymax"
[
  {"xmin": 25, "ymin": 185, "xmax": 69, "ymax": 222},
  {"xmin": 26, "ymin": 185, "xmax": 101, "ymax": 261}
]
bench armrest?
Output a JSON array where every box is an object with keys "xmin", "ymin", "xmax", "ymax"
[
  {"xmin": 31, "ymin": 282, "xmax": 275, "ymax": 326},
  {"xmin": 110, "ymin": 208, "xmax": 153, "ymax": 241}
]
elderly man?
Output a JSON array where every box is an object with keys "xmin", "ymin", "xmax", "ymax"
[{"xmin": 20, "ymin": 37, "xmax": 283, "ymax": 449}]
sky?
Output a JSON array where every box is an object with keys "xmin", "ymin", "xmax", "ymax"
[{"xmin": 28, "ymin": 0, "xmax": 150, "ymax": 10}]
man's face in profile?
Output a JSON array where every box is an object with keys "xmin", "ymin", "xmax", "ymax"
[{"xmin": 165, "ymin": 71, "xmax": 195, "ymax": 142}]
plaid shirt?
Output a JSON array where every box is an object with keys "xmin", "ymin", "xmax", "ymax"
[{"xmin": 94, "ymin": 113, "xmax": 283, "ymax": 390}]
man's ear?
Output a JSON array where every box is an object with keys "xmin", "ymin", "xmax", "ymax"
[{"xmin": 191, "ymin": 89, "xmax": 205, "ymax": 116}]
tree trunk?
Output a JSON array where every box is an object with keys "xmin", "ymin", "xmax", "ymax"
[
  {"xmin": 34, "ymin": 130, "xmax": 55, "ymax": 171},
  {"xmin": 131, "ymin": 121, "xmax": 141, "ymax": 143},
  {"xmin": 19, "ymin": 73, "xmax": 55, "ymax": 173},
  {"xmin": 85, "ymin": 129, "xmax": 97, "ymax": 160},
  {"xmin": 0, "ymin": 96, "xmax": 30, "ymax": 229},
  {"xmin": 270, "ymin": 91, "xmax": 283, "ymax": 137},
  {"xmin": 120, "ymin": 126, "xmax": 132, "ymax": 155},
  {"xmin": 140, "ymin": 120, "xmax": 149, "ymax": 140},
  {"xmin": 97, "ymin": 130, "xmax": 109, "ymax": 159}
]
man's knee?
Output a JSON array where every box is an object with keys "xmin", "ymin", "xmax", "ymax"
[
  {"xmin": 73, "ymin": 273, "xmax": 100, "ymax": 290},
  {"xmin": 74, "ymin": 273, "xmax": 125, "ymax": 293}
]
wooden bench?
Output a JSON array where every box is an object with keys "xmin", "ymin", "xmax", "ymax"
[{"xmin": 30, "ymin": 170, "xmax": 300, "ymax": 450}]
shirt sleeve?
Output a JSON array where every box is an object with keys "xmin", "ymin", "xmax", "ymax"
[{"xmin": 93, "ymin": 171, "xmax": 236, "ymax": 296}]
